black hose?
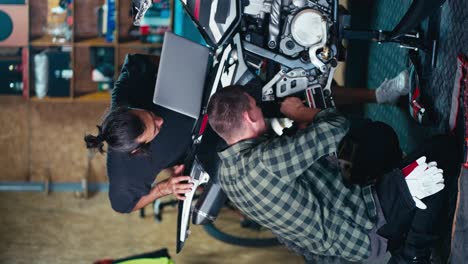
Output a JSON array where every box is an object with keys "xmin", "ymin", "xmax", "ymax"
[{"xmin": 203, "ymin": 223, "xmax": 281, "ymax": 247}]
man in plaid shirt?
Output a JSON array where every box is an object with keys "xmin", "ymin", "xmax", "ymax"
[{"xmin": 207, "ymin": 85, "xmax": 451, "ymax": 263}]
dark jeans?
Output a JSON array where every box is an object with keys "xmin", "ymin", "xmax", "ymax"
[
  {"xmin": 339, "ymin": 119, "xmax": 403, "ymax": 185},
  {"xmin": 348, "ymin": 120, "xmax": 461, "ymax": 259}
]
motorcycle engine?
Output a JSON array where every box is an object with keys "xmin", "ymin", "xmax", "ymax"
[
  {"xmin": 242, "ymin": 0, "xmax": 336, "ymax": 104},
  {"xmin": 244, "ymin": 0, "xmax": 333, "ymax": 62},
  {"xmin": 280, "ymin": 2, "xmax": 329, "ymax": 58}
]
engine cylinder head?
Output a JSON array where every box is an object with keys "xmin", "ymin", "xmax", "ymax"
[
  {"xmin": 291, "ymin": 0, "xmax": 306, "ymax": 8},
  {"xmin": 291, "ymin": 9, "xmax": 327, "ymax": 48}
]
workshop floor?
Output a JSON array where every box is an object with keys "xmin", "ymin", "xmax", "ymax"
[{"xmin": 0, "ymin": 192, "xmax": 304, "ymax": 264}]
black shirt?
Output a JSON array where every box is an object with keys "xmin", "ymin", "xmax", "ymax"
[{"xmin": 107, "ymin": 54, "xmax": 194, "ymax": 213}]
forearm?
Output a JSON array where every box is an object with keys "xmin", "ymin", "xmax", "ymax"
[
  {"xmin": 261, "ymin": 110, "xmax": 349, "ymax": 178},
  {"xmin": 292, "ymin": 107, "xmax": 322, "ymax": 129},
  {"xmin": 333, "ymin": 86, "xmax": 376, "ymax": 106},
  {"xmin": 280, "ymin": 97, "xmax": 321, "ymax": 126},
  {"xmin": 292, "ymin": 107, "xmax": 321, "ymax": 124},
  {"xmin": 131, "ymin": 181, "xmax": 170, "ymax": 211}
]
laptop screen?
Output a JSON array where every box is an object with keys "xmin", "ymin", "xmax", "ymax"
[{"xmin": 153, "ymin": 32, "xmax": 211, "ymax": 120}]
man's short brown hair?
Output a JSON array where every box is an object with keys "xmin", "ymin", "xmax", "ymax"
[{"xmin": 207, "ymin": 85, "xmax": 251, "ymax": 141}]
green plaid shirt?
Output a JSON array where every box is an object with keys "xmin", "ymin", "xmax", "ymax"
[{"xmin": 218, "ymin": 109, "xmax": 377, "ymax": 261}]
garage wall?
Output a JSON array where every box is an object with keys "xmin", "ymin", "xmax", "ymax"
[
  {"xmin": 0, "ymin": 96, "xmax": 29, "ymax": 181},
  {"xmin": 0, "ymin": 98, "xmax": 109, "ymax": 183}
]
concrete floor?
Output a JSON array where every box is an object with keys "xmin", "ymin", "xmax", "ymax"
[{"xmin": 0, "ymin": 192, "xmax": 304, "ymax": 264}]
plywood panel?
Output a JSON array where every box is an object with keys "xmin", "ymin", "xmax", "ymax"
[
  {"xmin": 118, "ymin": 0, "xmax": 134, "ymax": 40},
  {"xmin": 73, "ymin": 47, "xmax": 96, "ymax": 96},
  {"xmin": 0, "ymin": 192, "xmax": 305, "ymax": 263},
  {"xmin": 0, "ymin": 96, "xmax": 29, "ymax": 181},
  {"xmin": 29, "ymin": 0, "xmax": 48, "ymax": 39},
  {"xmin": 29, "ymin": 101, "xmax": 110, "ymax": 183},
  {"xmin": 74, "ymin": 0, "xmax": 106, "ymax": 40}
]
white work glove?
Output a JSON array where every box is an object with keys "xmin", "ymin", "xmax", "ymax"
[
  {"xmin": 404, "ymin": 156, "xmax": 444, "ymax": 210},
  {"xmin": 270, "ymin": 118, "xmax": 293, "ymax": 136}
]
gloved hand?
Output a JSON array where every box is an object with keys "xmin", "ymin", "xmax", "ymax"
[{"xmin": 404, "ymin": 156, "xmax": 444, "ymax": 210}]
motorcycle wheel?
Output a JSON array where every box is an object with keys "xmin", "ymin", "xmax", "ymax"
[{"xmin": 202, "ymin": 207, "xmax": 280, "ymax": 247}]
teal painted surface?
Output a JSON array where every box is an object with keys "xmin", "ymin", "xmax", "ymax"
[
  {"xmin": 173, "ymin": 0, "xmax": 204, "ymax": 44},
  {"xmin": 0, "ymin": 182, "xmax": 109, "ymax": 192},
  {"xmin": 363, "ymin": 1, "xmax": 441, "ymax": 153},
  {"xmin": 346, "ymin": 1, "xmax": 442, "ymax": 154}
]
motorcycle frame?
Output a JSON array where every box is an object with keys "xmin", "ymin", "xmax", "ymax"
[{"xmin": 174, "ymin": 0, "xmax": 446, "ymax": 253}]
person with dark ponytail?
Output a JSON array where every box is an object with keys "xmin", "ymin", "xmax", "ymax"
[
  {"xmin": 84, "ymin": 54, "xmax": 195, "ymax": 213},
  {"xmin": 85, "ymin": 106, "xmax": 155, "ymax": 155}
]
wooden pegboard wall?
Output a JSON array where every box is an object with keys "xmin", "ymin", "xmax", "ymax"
[{"xmin": 29, "ymin": 101, "xmax": 109, "ymax": 183}]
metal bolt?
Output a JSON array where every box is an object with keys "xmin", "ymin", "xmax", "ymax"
[
  {"xmin": 286, "ymin": 40, "xmax": 295, "ymax": 49},
  {"xmin": 268, "ymin": 41, "xmax": 276, "ymax": 49}
]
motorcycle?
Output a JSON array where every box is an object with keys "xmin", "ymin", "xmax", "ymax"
[
  {"xmin": 133, "ymin": 0, "xmax": 444, "ymax": 253},
  {"xmin": 174, "ymin": 0, "xmax": 342, "ymax": 253}
]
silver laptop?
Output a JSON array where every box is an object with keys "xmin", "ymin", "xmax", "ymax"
[{"xmin": 153, "ymin": 32, "xmax": 210, "ymax": 119}]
